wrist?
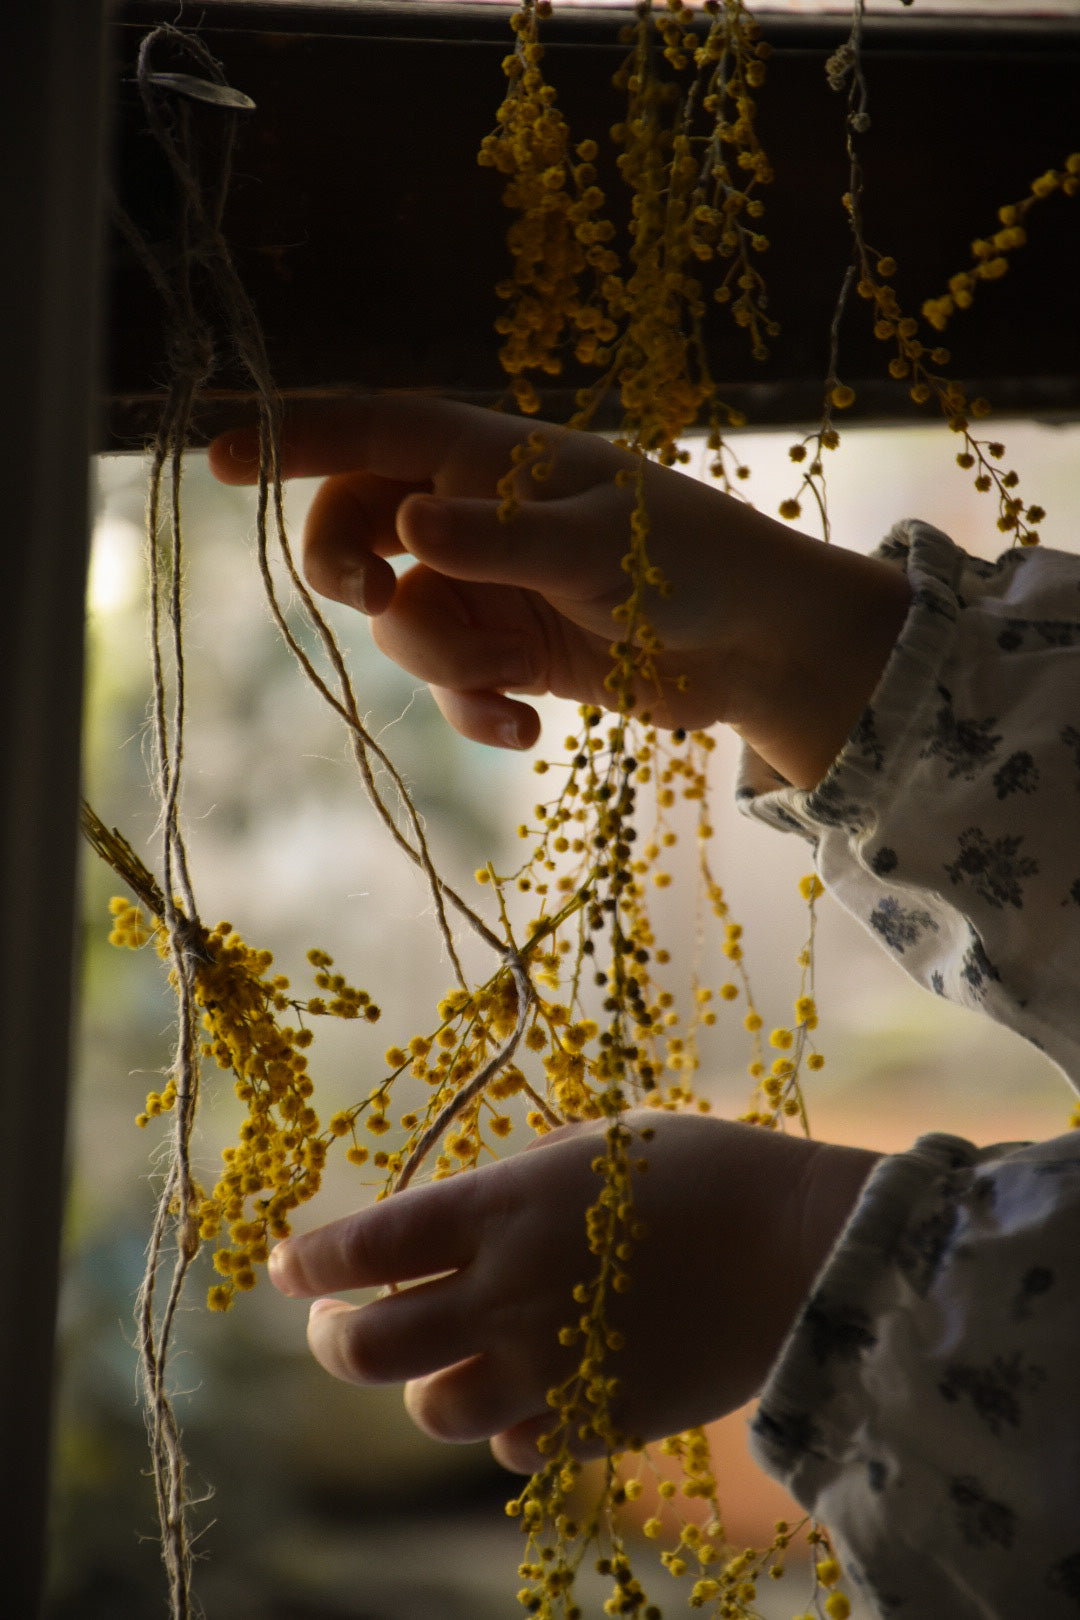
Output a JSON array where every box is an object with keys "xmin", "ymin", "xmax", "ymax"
[
  {"xmin": 722, "ymin": 525, "xmax": 912, "ymax": 789},
  {"xmin": 712, "ymin": 1125, "xmax": 881, "ymax": 1400},
  {"xmin": 796, "ymin": 1139, "xmax": 883, "ymax": 1286}
]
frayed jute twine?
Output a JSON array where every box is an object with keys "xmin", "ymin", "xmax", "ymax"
[{"xmin": 96, "ymin": 25, "xmax": 554, "ymax": 1617}]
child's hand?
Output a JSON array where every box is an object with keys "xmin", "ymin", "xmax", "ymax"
[
  {"xmin": 208, "ymin": 396, "xmax": 910, "ymax": 787},
  {"xmin": 267, "ymin": 1111, "xmax": 880, "ymax": 1472}
]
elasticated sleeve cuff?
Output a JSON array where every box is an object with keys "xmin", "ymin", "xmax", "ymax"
[{"xmin": 737, "ymin": 520, "xmax": 1080, "ymax": 1090}]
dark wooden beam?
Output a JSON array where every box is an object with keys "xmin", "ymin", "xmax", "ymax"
[{"xmin": 103, "ymin": 2, "xmax": 1080, "ymax": 444}]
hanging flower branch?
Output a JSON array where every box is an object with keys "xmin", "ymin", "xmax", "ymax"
[{"xmin": 88, "ymin": 7, "xmax": 1078, "ymax": 1620}]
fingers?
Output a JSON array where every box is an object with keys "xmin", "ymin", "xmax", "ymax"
[
  {"xmin": 304, "ymin": 1270, "xmax": 481, "ymax": 1386},
  {"xmin": 430, "ymin": 686, "xmax": 541, "ymax": 751},
  {"xmin": 209, "ymin": 398, "xmax": 622, "ymax": 607},
  {"xmin": 303, "ymin": 482, "xmax": 617, "ymax": 619},
  {"xmin": 208, "ymin": 394, "xmax": 537, "ymax": 490},
  {"xmin": 207, "ymin": 396, "xmax": 441, "ymax": 485},
  {"xmin": 304, "ymin": 1310, "xmax": 574, "ymax": 1453},
  {"xmin": 491, "ymin": 1414, "xmax": 578, "ymax": 1475},
  {"xmin": 396, "ymin": 488, "xmax": 617, "ymax": 605},
  {"xmin": 302, "ymin": 471, "xmax": 422, "ymax": 615},
  {"xmin": 404, "ymin": 1358, "xmax": 556, "ymax": 1450},
  {"xmin": 368, "ymin": 568, "xmax": 552, "ymax": 707},
  {"xmin": 268, "ymin": 1174, "xmax": 481, "ymax": 1299},
  {"xmin": 404, "ymin": 1372, "xmax": 608, "ymax": 1467}
]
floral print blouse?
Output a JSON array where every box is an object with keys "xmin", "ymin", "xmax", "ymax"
[{"xmin": 738, "ymin": 520, "xmax": 1080, "ymax": 1618}]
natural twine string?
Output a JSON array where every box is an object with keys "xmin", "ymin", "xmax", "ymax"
[{"xmin": 104, "ymin": 25, "xmax": 548, "ymax": 1618}]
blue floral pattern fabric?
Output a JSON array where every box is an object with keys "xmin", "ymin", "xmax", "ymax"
[{"xmin": 737, "ymin": 521, "xmax": 1080, "ymax": 1618}]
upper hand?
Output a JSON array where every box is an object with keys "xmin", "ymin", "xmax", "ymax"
[
  {"xmin": 208, "ymin": 395, "xmax": 911, "ymax": 786},
  {"xmin": 208, "ymin": 396, "xmax": 791, "ymax": 749}
]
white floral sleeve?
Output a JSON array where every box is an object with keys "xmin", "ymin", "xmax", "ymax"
[{"xmin": 737, "ymin": 520, "xmax": 1080, "ymax": 1618}]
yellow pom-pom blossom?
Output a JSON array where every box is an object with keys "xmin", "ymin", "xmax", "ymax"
[
  {"xmin": 107, "ymin": 896, "xmax": 154, "ymax": 949},
  {"xmin": 108, "ymin": 902, "xmax": 381, "ymax": 1311}
]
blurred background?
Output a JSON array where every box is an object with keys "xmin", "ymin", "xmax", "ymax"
[{"xmin": 51, "ymin": 418, "xmax": 1078, "ymax": 1618}]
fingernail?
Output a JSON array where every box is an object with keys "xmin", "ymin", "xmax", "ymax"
[
  {"xmin": 267, "ymin": 1243, "xmax": 293, "ymax": 1293},
  {"xmin": 340, "ymin": 569, "xmax": 369, "ymax": 612},
  {"xmin": 225, "ymin": 434, "xmax": 258, "ymax": 466},
  {"xmin": 498, "ymin": 717, "xmax": 526, "ymax": 749},
  {"xmin": 308, "ymin": 1297, "xmax": 341, "ymax": 1318},
  {"xmin": 408, "ymin": 495, "xmax": 448, "ymax": 545}
]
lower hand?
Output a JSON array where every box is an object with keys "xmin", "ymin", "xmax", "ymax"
[{"xmin": 268, "ymin": 1110, "xmax": 880, "ymax": 1472}]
